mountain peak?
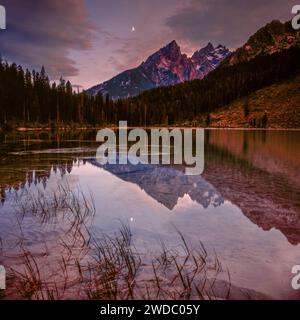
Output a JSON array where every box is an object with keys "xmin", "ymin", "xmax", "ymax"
[
  {"xmin": 87, "ymin": 40, "xmax": 230, "ymax": 99},
  {"xmin": 159, "ymin": 40, "xmax": 181, "ymax": 55},
  {"xmin": 205, "ymin": 42, "xmax": 214, "ymax": 50},
  {"xmin": 192, "ymin": 42, "xmax": 215, "ymax": 59},
  {"xmin": 143, "ymin": 40, "xmax": 182, "ymax": 68},
  {"xmin": 167, "ymin": 40, "xmax": 179, "ymax": 48}
]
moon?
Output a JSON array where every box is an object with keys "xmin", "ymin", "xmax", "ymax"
[{"xmin": 131, "ymin": 26, "xmax": 135, "ymax": 32}]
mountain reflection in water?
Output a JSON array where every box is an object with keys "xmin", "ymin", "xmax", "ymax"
[{"xmin": 0, "ymin": 129, "xmax": 300, "ymax": 299}]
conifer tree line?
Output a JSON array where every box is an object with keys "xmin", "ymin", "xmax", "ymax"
[
  {"xmin": 0, "ymin": 46, "xmax": 299, "ymax": 128},
  {"xmin": 0, "ymin": 60, "xmax": 109, "ymax": 126}
]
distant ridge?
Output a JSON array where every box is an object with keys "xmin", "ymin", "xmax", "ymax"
[{"xmin": 225, "ymin": 20, "xmax": 300, "ymax": 66}]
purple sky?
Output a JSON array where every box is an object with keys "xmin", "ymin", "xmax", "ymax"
[{"xmin": 0, "ymin": 0, "xmax": 297, "ymax": 88}]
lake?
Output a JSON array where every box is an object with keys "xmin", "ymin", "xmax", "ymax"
[{"xmin": 0, "ymin": 129, "xmax": 300, "ymax": 300}]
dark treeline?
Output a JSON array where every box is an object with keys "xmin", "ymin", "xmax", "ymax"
[
  {"xmin": 0, "ymin": 46, "xmax": 300, "ymax": 128},
  {"xmin": 0, "ymin": 60, "xmax": 110, "ymax": 126}
]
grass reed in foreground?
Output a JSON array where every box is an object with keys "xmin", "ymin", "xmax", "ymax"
[{"xmin": 4, "ymin": 186, "xmax": 230, "ymax": 300}]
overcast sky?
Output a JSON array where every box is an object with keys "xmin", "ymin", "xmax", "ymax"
[{"xmin": 0, "ymin": 0, "xmax": 297, "ymax": 88}]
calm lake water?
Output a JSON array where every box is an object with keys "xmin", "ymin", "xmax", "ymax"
[{"xmin": 0, "ymin": 129, "xmax": 300, "ymax": 299}]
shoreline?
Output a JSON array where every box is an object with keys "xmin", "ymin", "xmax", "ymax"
[{"xmin": 8, "ymin": 126, "xmax": 300, "ymax": 132}]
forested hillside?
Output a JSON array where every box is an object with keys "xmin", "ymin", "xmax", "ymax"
[
  {"xmin": 207, "ymin": 73, "xmax": 300, "ymax": 128},
  {"xmin": 0, "ymin": 44, "xmax": 300, "ymax": 128},
  {"xmin": 124, "ymin": 46, "xmax": 300, "ymax": 126}
]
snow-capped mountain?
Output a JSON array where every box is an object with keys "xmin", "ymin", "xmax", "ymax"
[
  {"xmin": 192, "ymin": 42, "xmax": 230, "ymax": 77},
  {"xmin": 87, "ymin": 41, "xmax": 230, "ymax": 99}
]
